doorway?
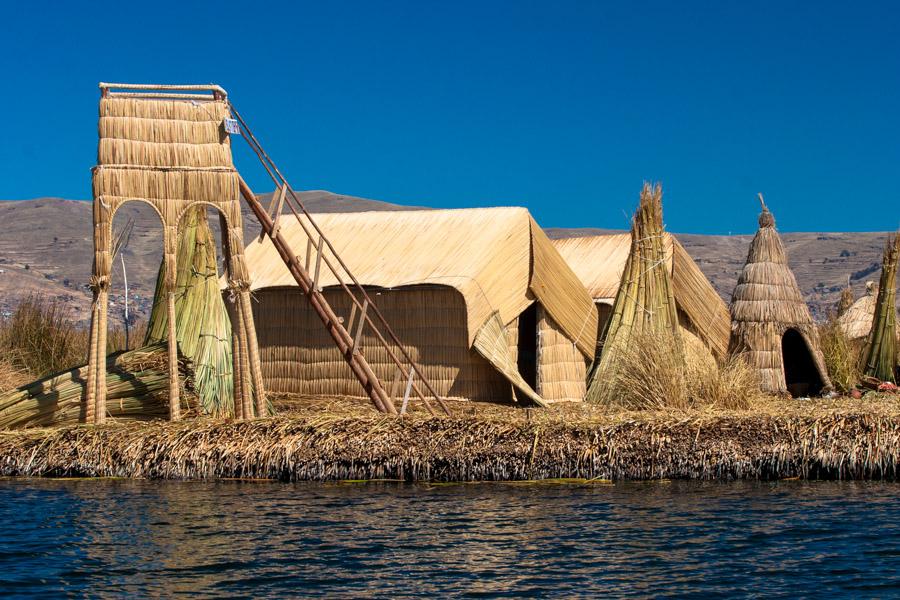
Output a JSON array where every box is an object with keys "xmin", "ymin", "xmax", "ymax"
[
  {"xmin": 517, "ymin": 303, "xmax": 538, "ymax": 390},
  {"xmin": 781, "ymin": 328, "xmax": 824, "ymax": 397}
]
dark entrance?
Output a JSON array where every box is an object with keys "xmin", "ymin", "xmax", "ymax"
[
  {"xmin": 517, "ymin": 302, "xmax": 538, "ymax": 389},
  {"xmin": 781, "ymin": 328, "xmax": 824, "ymax": 397}
]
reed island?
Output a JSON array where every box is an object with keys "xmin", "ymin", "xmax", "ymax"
[{"xmin": 1, "ymin": 83, "xmax": 898, "ymax": 482}]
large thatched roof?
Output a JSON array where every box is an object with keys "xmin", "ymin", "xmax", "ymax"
[
  {"xmin": 244, "ymin": 207, "xmax": 598, "ymax": 359},
  {"xmin": 729, "ymin": 199, "xmax": 831, "ymax": 394},
  {"xmin": 552, "ymin": 232, "xmax": 731, "ymax": 359}
]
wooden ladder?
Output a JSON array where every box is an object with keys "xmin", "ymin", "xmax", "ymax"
[{"xmin": 231, "ymin": 107, "xmax": 450, "ymax": 416}]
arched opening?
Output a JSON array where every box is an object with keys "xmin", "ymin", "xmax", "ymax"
[
  {"xmin": 109, "ymin": 199, "xmax": 166, "ymax": 351},
  {"xmin": 781, "ymin": 328, "xmax": 824, "ymax": 398}
]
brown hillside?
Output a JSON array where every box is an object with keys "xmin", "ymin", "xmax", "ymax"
[{"xmin": 0, "ymin": 196, "xmax": 888, "ymax": 326}]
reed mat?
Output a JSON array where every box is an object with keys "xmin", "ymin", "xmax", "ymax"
[{"xmin": 2, "ymin": 395, "xmax": 900, "ymax": 481}]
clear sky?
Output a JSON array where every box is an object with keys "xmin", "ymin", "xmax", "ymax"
[{"xmin": 1, "ymin": 1, "xmax": 897, "ymax": 234}]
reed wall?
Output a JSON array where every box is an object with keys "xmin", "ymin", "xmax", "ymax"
[
  {"xmin": 536, "ymin": 308, "xmax": 589, "ymax": 402},
  {"xmin": 252, "ymin": 286, "xmax": 514, "ymax": 403}
]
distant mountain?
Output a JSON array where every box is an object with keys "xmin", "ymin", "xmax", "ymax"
[{"xmin": 0, "ymin": 194, "xmax": 890, "ymax": 327}]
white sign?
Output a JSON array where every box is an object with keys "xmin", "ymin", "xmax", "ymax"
[{"xmin": 223, "ymin": 118, "xmax": 241, "ymax": 135}]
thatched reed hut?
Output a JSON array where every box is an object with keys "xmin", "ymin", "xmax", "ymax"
[
  {"xmin": 242, "ymin": 207, "xmax": 598, "ymax": 405},
  {"xmin": 729, "ymin": 198, "xmax": 831, "ymax": 397},
  {"xmin": 551, "ymin": 232, "xmax": 731, "ymax": 361}
]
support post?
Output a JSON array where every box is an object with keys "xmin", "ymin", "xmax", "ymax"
[
  {"xmin": 240, "ymin": 289, "xmax": 268, "ymax": 418},
  {"xmin": 95, "ymin": 287, "xmax": 109, "ymax": 423},
  {"xmin": 236, "ymin": 298, "xmax": 253, "ymax": 418},
  {"xmin": 166, "ymin": 289, "xmax": 180, "ymax": 421},
  {"xmin": 228, "ymin": 295, "xmax": 245, "ymax": 419},
  {"xmin": 164, "ymin": 232, "xmax": 181, "ymax": 422},
  {"xmin": 352, "ymin": 299, "xmax": 368, "ymax": 354},
  {"xmin": 84, "ymin": 294, "xmax": 100, "ymax": 423}
]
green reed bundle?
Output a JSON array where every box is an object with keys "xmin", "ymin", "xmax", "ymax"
[
  {"xmin": 586, "ymin": 183, "xmax": 682, "ymax": 403},
  {"xmin": 863, "ymin": 234, "xmax": 899, "ymax": 383},
  {"xmin": 0, "ymin": 344, "xmax": 193, "ymax": 429},
  {"xmin": 145, "ymin": 206, "xmax": 233, "ymax": 415}
]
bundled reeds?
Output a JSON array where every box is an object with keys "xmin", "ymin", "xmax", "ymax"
[
  {"xmin": 3, "ymin": 405, "xmax": 900, "ymax": 480},
  {"xmin": 145, "ymin": 206, "xmax": 233, "ymax": 415},
  {"xmin": 586, "ymin": 183, "xmax": 681, "ymax": 403},
  {"xmin": 0, "ymin": 344, "xmax": 194, "ymax": 429},
  {"xmin": 588, "ymin": 329, "xmax": 756, "ymax": 411},
  {"xmin": 863, "ymin": 234, "xmax": 899, "ymax": 383}
]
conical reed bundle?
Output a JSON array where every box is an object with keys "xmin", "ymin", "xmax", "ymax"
[
  {"xmin": 863, "ymin": 234, "xmax": 899, "ymax": 383},
  {"xmin": 586, "ymin": 183, "xmax": 682, "ymax": 403}
]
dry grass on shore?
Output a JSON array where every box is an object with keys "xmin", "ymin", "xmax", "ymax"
[
  {"xmin": 2, "ymin": 392, "xmax": 900, "ymax": 482},
  {"xmin": 0, "ymin": 295, "xmax": 144, "ymax": 381},
  {"xmin": 589, "ymin": 330, "xmax": 761, "ymax": 412}
]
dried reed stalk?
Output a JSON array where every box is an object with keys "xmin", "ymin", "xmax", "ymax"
[
  {"xmin": 819, "ymin": 314, "xmax": 864, "ymax": 392},
  {"xmin": 837, "ymin": 282, "xmax": 854, "ymax": 317},
  {"xmin": 5, "ymin": 405, "xmax": 900, "ymax": 481},
  {"xmin": 586, "ymin": 183, "xmax": 681, "ymax": 403},
  {"xmin": 0, "ymin": 344, "xmax": 194, "ymax": 429},
  {"xmin": 863, "ymin": 234, "xmax": 899, "ymax": 382}
]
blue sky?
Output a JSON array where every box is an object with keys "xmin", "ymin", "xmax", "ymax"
[{"xmin": 1, "ymin": 1, "xmax": 898, "ymax": 233}]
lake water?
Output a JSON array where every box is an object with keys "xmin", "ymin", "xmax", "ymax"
[{"xmin": 0, "ymin": 479, "xmax": 898, "ymax": 598}]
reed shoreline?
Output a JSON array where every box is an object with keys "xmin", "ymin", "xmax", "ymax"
[{"xmin": 2, "ymin": 397, "xmax": 899, "ymax": 482}]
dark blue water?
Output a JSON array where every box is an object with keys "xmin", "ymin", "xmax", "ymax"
[{"xmin": 0, "ymin": 479, "xmax": 898, "ymax": 598}]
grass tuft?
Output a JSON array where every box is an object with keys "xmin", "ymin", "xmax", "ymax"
[{"xmin": 819, "ymin": 312, "xmax": 863, "ymax": 393}]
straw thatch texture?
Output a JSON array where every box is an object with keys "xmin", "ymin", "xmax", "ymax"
[
  {"xmin": 536, "ymin": 308, "xmax": 589, "ymax": 402},
  {"xmin": 837, "ymin": 285, "xmax": 855, "ymax": 316},
  {"xmin": 145, "ymin": 206, "xmax": 233, "ymax": 416},
  {"xmin": 253, "ymin": 287, "xmax": 515, "ymax": 404},
  {"xmin": 88, "ymin": 90, "xmax": 263, "ymax": 422},
  {"xmin": 471, "ymin": 310, "xmax": 545, "ymax": 406},
  {"xmin": 863, "ymin": 235, "xmax": 899, "ymax": 382},
  {"xmin": 585, "ymin": 184, "xmax": 683, "ymax": 403},
  {"xmin": 244, "ymin": 207, "xmax": 598, "ymax": 358},
  {"xmin": 728, "ymin": 200, "xmax": 831, "ymax": 394},
  {"xmin": 92, "ymin": 95, "xmax": 246, "ymax": 285},
  {"xmin": 552, "ymin": 232, "xmax": 730, "ymax": 360},
  {"xmin": 7, "ymin": 408, "xmax": 900, "ymax": 481}
]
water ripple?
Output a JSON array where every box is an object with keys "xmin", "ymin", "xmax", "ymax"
[{"xmin": 0, "ymin": 480, "xmax": 898, "ymax": 597}]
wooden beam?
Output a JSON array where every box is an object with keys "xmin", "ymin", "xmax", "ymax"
[
  {"xmin": 313, "ymin": 236, "xmax": 324, "ymax": 292},
  {"xmin": 352, "ymin": 299, "xmax": 368, "ymax": 354},
  {"xmin": 401, "ymin": 368, "xmax": 415, "ymax": 414}
]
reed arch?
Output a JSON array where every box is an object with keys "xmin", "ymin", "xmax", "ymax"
[{"xmin": 84, "ymin": 85, "xmax": 267, "ymax": 425}]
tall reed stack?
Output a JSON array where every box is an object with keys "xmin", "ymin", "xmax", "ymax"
[
  {"xmin": 863, "ymin": 234, "xmax": 899, "ymax": 383},
  {"xmin": 145, "ymin": 205, "xmax": 233, "ymax": 415},
  {"xmin": 586, "ymin": 183, "xmax": 681, "ymax": 403}
]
